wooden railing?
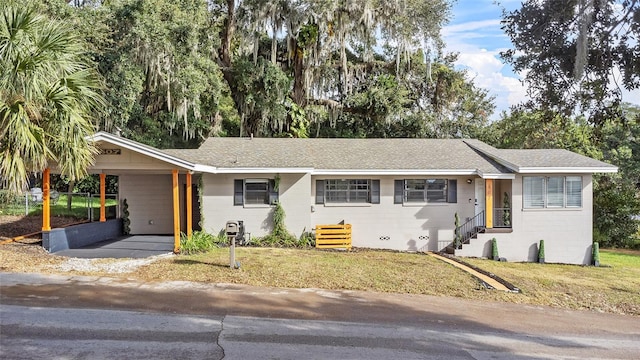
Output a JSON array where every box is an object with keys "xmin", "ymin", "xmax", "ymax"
[{"xmin": 315, "ymin": 224, "xmax": 352, "ymax": 249}]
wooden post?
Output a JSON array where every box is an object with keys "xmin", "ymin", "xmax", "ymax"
[
  {"xmin": 99, "ymin": 173, "xmax": 106, "ymax": 222},
  {"xmin": 42, "ymin": 168, "xmax": 51, "ymax": 231},
  {"xmin": 172, "ymin": 170, "xmax": 180, "ymax": 253},
  {"xmin": 186, "ymin": 172, "xmax": 193, "ymax": 241},
  {"xmin": 486, "ymin": 179, "xmax": 493, "ymax": 229}
]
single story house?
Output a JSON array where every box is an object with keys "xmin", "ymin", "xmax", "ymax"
[{"xmin": 44, "ymin": 132, "xmax": 617, "ymax": 265}]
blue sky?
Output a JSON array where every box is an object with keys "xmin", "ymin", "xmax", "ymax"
[
  {"xmin": 442, "ymin": 0, "xmax": 525, "ymax": 118},
  {"xmin": 443, "ymin": 0, "xmax": 639, "ymax": 119}
]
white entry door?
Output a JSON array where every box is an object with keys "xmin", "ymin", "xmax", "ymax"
[{"xmin": 475, "ymin": 178, "xmax": 485, "ymax": 216}]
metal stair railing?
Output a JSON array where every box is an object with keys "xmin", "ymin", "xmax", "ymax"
[{"xmin": 454, "ymin": 211, "xmax": 485, "ymax": 249}]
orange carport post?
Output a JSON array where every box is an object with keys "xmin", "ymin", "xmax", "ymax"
[
  {"xmin": 186, "ymin": 172, "xmax": 193, "ymax": 241},
  {"xmin": 486, "ymin": 179, "xmax": 494, "ymax": 229},
  {"xmin": 99, "ymin": 173, "xmax": 106, "ymax": 222},
  {"xmin": 172, "ymin": 169, "xmax": 181, "ymax": 253},
  {"xmin": 42, "ymin": 168, "xmax": 51, "ymax": 231}
]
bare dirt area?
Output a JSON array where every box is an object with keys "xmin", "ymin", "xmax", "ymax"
[
  {"xmin": 0, "ymin": 215, "xmax": 81, "ymax": 239},
  {"xmin": 0, "ymin": 215, "xmax": 87, "ymax": 273}
]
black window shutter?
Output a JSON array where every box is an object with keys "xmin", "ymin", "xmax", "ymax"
[
  {"xmin": 371, "ymin": 180, "xmax": 380, "ymax": 204},
  {"xmin": 315, "ymin": 180, "xmax": 324, "ymax": 204},
  {"xmin": 448, "ymin": 179, "xmax": 457, "ymax": 203},
  {"xmin": 233, "ymin": 179, "xmax": 243, "ymax": 206},
  {"xmin": 268, "ymin": 179, "xmax": 279, "ymax": 204},
  {"xmin": 394, "ymin": 180, "xmax": 404, "ymax": 204}
]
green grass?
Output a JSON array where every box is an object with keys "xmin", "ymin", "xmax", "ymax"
[
  {"xmin": 601, "ymin": 250, "xmax": 640, "ymax": 267},
  {"xmin": 4, "ymin": 241, "xmax": 639, "ymax": 315},
  {"xmin": 129, "ymin": 248, "xmax": 639, "ymax": 315},
  {"xmin": 462, "ymin": 250, "xmax": 640, "ymax": 315},
  {"xmin": 136, "ymin": 248, "xmax": 486, "ymax": 298},
  {"xmin": 0, "ymin": 194, "xmax": 117, "ymax": 218}
]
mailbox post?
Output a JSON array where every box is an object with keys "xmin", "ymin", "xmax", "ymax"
[{"xmin": 226, "ymin": 221, "xmax": 239, "ymax": 269}]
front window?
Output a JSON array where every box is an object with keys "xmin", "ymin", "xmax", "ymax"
[
  {"xmin": 316, "ymin": 179, "xmax": 380, "ymax": 204},
  {"xmin": 244, "ymin": 180, "xmax": 269, "ymax": 205},
  {"xmin": 523, "ymin": 176, "xmax": 582, "ymax": 209},
  {"xmin": 234, "ymin": 179, "xmax": 277, "ymax": 206},
  {"xmin": 325, "ymin": 179, "xmax": 371, "ymax": 203},
  {"xmin": 404, "ymin": 179, "xmax": 448, "ymax": 203},
  {"xmin": 395, "ymin": 179, "xmax": 457, "ymax": 204}
]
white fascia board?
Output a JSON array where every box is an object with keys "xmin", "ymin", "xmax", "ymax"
[
  {"xmin": 479, "ymin": 173, "xmax": 516, "ymax": 179},
  {"xmin": 89, "ymin": 132, "xmax": 196, "ymax": 170},
  {"xmin": 311, "ymin": 169, "xmax": 478, "ymax": 176},
  {"xmin": 215, "ymin": 167, "xmax": 314, "ymax": 174},
  {"xmin": 192, "ymin": 164, "xmax": 218, "ymax": 173},
  {"xmin": 518, "ymin": 167, "xmax": 619, "ymax": 174}
]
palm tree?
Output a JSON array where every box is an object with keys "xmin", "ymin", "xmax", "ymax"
[{"xmin": 0, "ymin": 0, "xmax": 103, "ymax": 192}]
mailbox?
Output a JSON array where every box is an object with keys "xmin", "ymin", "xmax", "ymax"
[{"xmin": 226, "ymin": 221, "xmax": 239, "ymax": 236}]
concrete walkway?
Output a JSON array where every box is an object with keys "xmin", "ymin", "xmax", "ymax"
[
  {"xmin": 427, "ymin": 252, "xmax": 513, "ymax": 292},
  {"xmin": 54, "ymin": 235, "xmax": 174, "ymax": 259}
]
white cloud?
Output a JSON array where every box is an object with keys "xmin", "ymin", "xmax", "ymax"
[
  {"xmin": 442, "ymin": 17, "xmax": 528, "ymax": 119},
  {"xmin": 444, "ymin": 11, "xmax": 640, "ymax": 119},
  {"xmin": 442, "ymin": 19, "xmax": 502, "ymax": 35}
]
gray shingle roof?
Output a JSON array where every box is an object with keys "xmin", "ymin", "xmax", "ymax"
[
  {"xmin": 91, "ymin": 131, "xmax": 616, "ymax": 174},
  {"xmin": 463, "ymin": 139, "xmax": 617, "ymax": 172},
  {"xmin": 163, "ymin": 138, "xmax": 511, "ymax": 174}
]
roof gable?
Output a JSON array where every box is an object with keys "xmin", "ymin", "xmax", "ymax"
[
  {"xmin": 88, "ymin": 132, "xmax": 200, "ymax": 171},
  {"xmin": 463, "ymin": 139, "xmax": 617, "ymax": 173}
]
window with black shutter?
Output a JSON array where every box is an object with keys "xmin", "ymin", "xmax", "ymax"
[{"xmin": 234, "ymin": 179, "xmax": 279, "ymax": 206}]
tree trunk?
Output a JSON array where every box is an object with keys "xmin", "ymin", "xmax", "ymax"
[
  {"xmin": 219, "ymin": 0, "xmax": 235, "ymax": 69},
  {"xmin": 290, "ymin": 37, "xmax": 306, "ymax": 107},
  {"xmin": 66, "ymin": 180, "xmax": 75, "ymax": 211}
]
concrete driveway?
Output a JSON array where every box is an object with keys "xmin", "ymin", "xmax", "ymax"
[{"xmin": 53, "ymin": 235, "xmax": 174, "ymax": 258}]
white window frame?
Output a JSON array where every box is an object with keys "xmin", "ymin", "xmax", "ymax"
[
  {"xmin": 404, "ymin": 179, "xmax": 448, "ymax": 203},
  {"xmin": 523, "ymin": 176, "xmax": 582, "ymax": 209},
  {"xmin": 325, "ymin": 179, "xmax": 371, "ymax": 203},
  {"xmin": 244, "ymin": 179, "xmax": 270, "ymax": 205}
]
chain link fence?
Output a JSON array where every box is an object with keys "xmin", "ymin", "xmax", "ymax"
[{"xmin": 0, "ymin": 189, "xmax": 118, "ymax": 221}]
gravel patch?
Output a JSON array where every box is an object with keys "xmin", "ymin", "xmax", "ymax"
[{"xmin": 54, "ymin": 254, "xmax": 174, "ymax": 274}]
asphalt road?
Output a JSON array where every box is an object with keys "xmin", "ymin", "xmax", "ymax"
[{"xmin": 1, "ymin": 272, "xmax": 639, "ymax": 359}]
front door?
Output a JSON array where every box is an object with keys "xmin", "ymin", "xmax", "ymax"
[{"xmin": 475, "ymin": 178, "xmax": 485, "ymax": 216}]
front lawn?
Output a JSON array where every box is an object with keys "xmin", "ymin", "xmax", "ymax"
[
  {"xmin": 462, "ymin": 250, "xmax": 640, "ymax": 315},
  {"xmin": 1, "ymin": 238, "xmax": 638, "ymax": 316}
]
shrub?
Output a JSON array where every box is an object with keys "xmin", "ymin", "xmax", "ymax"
[
  {"xmin": 538, "ymin": 239, "xmax": 545, "ymax": 263},
  {"xmin": 121, "ymin": 199, "xmax": 131, "ymax": 235},
  {"xmin": 298, "ymin": 229, "xmax": 315, "ymax": 248},
  {"xmin": 0, "ymin": 190, "xmax": 18, "ymax": 205},
  {"xmin": 593, "ymin": 241, "xmax": 600, "ymax": 267},
  {"xmin": 491, "ymin": 238, "xmax": 499, "ymax": 260},
  {"xmin": 180, "ymin": 231, "xmax": 225, "ymax": 254}
]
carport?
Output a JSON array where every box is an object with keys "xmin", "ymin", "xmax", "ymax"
[
  {"xmin": 40, "ymin": 132, "xmax": 208, "ymax": 254},
  {"xmin": 53, "ymin": 235, "xmax": 174, "ymax": 259}
]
